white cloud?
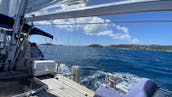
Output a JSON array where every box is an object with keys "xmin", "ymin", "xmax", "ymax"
[
  {"xmin": 97, "ymin": 31, "xmax": 113, "ymax": 36},
  {"xmin": 34, "ymin": 3, "xmax": 140, "ymax": 44},
  {"xmin": 129, "ymin": 38, "xmax": 140, "ymax": 44}
]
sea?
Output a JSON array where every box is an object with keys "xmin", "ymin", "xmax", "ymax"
[{"xmin": 39, "ymin": 45, "xmax": 172, "ymax": 91}]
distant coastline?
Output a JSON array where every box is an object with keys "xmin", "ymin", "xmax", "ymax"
[
  {"xmin": 40, "ymin": 43, "xmax": 172, "ymax": 52},
  {"xmin": 86, "ymin": 44, "xmax": 104, "ymax": 48},
  {"xmin": 88, "ymin": 44, "xmax": 172, "ymax": 52},
  {"xmin": 41, "ymin": 43, "xmax": 56, "ymax": 46}
]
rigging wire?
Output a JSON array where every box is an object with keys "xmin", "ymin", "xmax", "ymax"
[
  {"xmin": 41, "ymin": 20, "xmax": 54, "ymax": 54},
  {"xmin": 51, "ymin": 22, "xmax": 62, "ymax": 61},
  {"xmin": 35, "ymin": 19, "xmax": 172, "ymax": 26},
  {"xmin": 42, "ymin": 36, "xmax": 53, "ymax": 54}
]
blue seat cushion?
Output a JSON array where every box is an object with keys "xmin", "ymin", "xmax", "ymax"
[
  {"xmin": 125, "ymin": 78, "xmax": 157, "ymax": 97},
  {"xmin": 94, "ymin": 87, "xmax": 122, "ymax": 97}
]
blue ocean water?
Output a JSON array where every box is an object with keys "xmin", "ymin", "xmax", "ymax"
[{"xmin": 39, "ymin": 45, "xmax": 172, "ymax": 90}]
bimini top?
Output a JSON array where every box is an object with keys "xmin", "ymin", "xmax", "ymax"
[{"xmin": 0, "ymin": 13, "xmax": 53, "ymax": 39}]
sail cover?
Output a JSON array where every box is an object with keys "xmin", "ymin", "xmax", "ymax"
[{"xmin": 0, "ymin": 13, "xmax": 53, "ymax": 39}]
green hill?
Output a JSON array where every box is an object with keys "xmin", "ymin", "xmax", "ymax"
[
  {"xmin": 87, "ymin": 44, "xmax": 104, "ymax": 48},
  {"xmin": 107, "ymin": 44, "xmax": 172, "ymax": 51}
]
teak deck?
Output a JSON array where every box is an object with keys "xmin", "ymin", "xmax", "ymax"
[{"xmin": 36, "ymin": 74, "xmax": 94, "ymax": 97}]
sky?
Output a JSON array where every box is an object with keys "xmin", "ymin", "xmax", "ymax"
[{"xmin": 29, "ymin": 0, "xmax": 172, "ymax": 46}]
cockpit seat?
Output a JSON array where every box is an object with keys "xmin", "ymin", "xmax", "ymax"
[
  {"xmin": 94, "ymin": 87, "xmax": 122, "ymax": 97},
  {"xmin": 125, "ymin": 78, "xmax": 157, "ymax": 97},
  {"xmin": 94, "ymin": 78, "xmax": 157, "ymax": 97}
]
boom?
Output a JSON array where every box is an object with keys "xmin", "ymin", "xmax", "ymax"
[{"xmin": 26, "ymin": 0, "xmax": 172, "ymax": 22}]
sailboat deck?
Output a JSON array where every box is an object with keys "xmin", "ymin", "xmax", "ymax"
[
  {"xmin": 36, "ymin": 74, "xmax": 94, "ymax": 97},
  {"xmin": 0, "ymin": 76, "xmax": 45, "ymax": 97}
]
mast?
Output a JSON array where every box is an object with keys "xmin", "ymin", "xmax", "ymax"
[{"xmin": 8, "ymin": 0, "xmax": 28, "ymax": 71}]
